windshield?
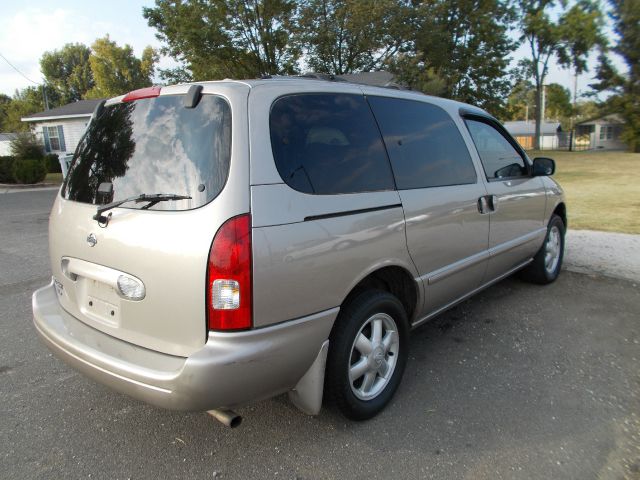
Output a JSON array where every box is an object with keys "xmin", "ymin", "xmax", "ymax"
[{"xmin": 62, "ymin": 94, "xmax": 232, "ymax": 211}]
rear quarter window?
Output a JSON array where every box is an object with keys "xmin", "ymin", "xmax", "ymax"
[
  {"xmin": 367, "ymin": 96, "xmax": 477, "ymax": 189},
  {"xmin": 269, "ymin": 93, "xmax": 395, "ymax": 195}
]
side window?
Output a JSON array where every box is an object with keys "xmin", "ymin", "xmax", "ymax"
[
  {"xmin": 465, "ymin": 119, "xmax": 527, "ymax": 179},
  {"xmin": 47, "ymin": 126, "xmax": 61, "ymax": 151},
  {"xmin": 269, "ymin": 93, "xmax": 394, "ymax": 195},
  {"xmin": 368, "ymin": 96, "xmax": 477, "ymax": 189}
]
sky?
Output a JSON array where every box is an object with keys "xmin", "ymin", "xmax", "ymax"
[{"xmin": 0, "ymin": 0, "xmax": 626, "ymax": 101}]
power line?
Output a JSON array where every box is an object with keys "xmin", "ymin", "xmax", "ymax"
[{"xmin": 0, "ymin": 51, "xmax": 40, "ymax": 85}]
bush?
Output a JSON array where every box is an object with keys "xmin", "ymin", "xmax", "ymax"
[
  {"xmin": 14, "ymin": 159, "xmax": 47, "ymax": 184},
  {"xmin": 45, "ymin": 153, "xmax": 62, "ymax": 173},
  {"xmin": 0, "ymin": 156, "xmax": 16, "ymax": 183},
  {"xmin": 10, "ymin": 132, "xmax": 44, "ymax": 160}
]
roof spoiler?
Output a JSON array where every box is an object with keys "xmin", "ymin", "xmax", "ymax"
[{"xmin": 90, "ymin": 100, "xmax": 106, "ymax": 122}]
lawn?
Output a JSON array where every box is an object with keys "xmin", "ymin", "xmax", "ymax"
[
  {"xmin": 530, "ymin": 150, "xmax": 640, "ymax": 234},
  {"xmin": 45, "ymin": 173, "xmax": 63, "ymax": 184}
]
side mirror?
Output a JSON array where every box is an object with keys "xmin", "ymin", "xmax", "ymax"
[{"xmin": 532, "ymin": 157, "xmax": 555, "ymax": 176}]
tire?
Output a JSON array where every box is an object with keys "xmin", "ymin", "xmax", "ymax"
[
  {"xmin": 324, "ymin": 289, "xmax": 409, "ymax": 420},
  {"xmin": 521, "ymin": 214, "xmax": 565, "ymax": 284}
]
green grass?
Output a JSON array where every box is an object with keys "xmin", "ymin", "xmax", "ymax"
[
  {"xmin": 530, "ymin": 150, "xmax": 640, "ymax": 234},
  {"xmin": 45, "ymin": 173, "xmax": 63, "ymax": 184}
]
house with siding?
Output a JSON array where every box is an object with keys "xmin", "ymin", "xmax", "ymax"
[
  {"xmin": 0, "ymin": 133, "xmax": 17, "ymax": 156},
  {"xmin": 576, "ymin": 114, "xmax": 627, "ymax": 150},
  {"xmin": 21, "ymin": 99, "xmax": 104, "ymax": 157}
]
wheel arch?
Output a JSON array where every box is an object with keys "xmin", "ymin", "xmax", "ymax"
[
  {"xmin": 340, "ymin": 265, "xmax": 420, "ymax": 323},
  {"xmin": 552, "ymin": 202, "xmax": 567, "ymax": 229}
]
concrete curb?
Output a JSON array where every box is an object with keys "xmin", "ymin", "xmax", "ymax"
[
  {"xmin": 0, "ymin": 185, "xmax": 60, "ymax": 194},
  {"xmin": 564, "ymin": 230, "xmax": 640, "ymax": 283},
  {"xmin": 0, "ymin": 182, "xmax": 60, "ymax": 189}
]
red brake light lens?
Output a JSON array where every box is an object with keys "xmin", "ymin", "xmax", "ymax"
[
  {"xmin": 206, "ymin": 214, "xmax": 252, "ymax": 331},
  {"xmin": 122, "ymin": 86, "xmax": 161, "ymax": 103}
]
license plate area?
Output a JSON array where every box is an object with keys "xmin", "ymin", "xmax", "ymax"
[{"xmin": 78, "ymin": 278, "xmax": 121, "ymax": 327}]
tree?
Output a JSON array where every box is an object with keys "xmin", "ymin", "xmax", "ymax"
[
  {"xmin": 296, "ymin": 0, "xmax": 410, "ymax": 75},
  {"xmin": 1, "ymin": 86, "xmax": 60, "ymax": 133},
  {"xmin": 10, "ymin": 132, "xmax": 44, "ymax": 160},
  {"xmin": 392, "ymin": 0, "xmax": 516, "ymax": 116},
  {"xmin": 144, "ymin": 0, "xmax": 299, "ymax": 81},
  {"xmin": 593, "ymin": 0, "xmax": 640, "ymax": 151},
  {"xmin": 40, "ymin": 43, "xmax": 94, "ymax": 104},
  {"xmin": 0, "ymin": 94, "xmax": 11, "ymax": 131},
  {"xmin": 546, "ymin": 83, "xmax": 573, "ymax": 121},
  {"xmin": 505, "ymin": 80, "xmax": 536, "ymax": 121},
  {"xmin": 86, "ymin": 36, "xmax": 158, "ymax": 98},
  {"xmin": 518, "ymin": 0, "xmax": 603, "ymax": 148}
]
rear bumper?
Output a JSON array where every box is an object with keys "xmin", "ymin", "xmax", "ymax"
[{"xmin": 32, "ymin": 281, "xmax": 337, "ymax": 411}]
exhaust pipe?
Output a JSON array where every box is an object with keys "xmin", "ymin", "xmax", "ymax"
[{"xmin": 207, "ymin": 409, "xmax": 242, "ymax": 428}]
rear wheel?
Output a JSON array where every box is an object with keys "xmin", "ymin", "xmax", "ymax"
[
  {"xmin": 324, "ymin": 290, "xmax": 409, "ymax": 420},
  {"xmin": 521, "ymin": 214, "xmax": 565, "ymax": 284}
]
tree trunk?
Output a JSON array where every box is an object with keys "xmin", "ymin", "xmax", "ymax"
[{"xmin": 534, "ymin": 84, "xmax": 542, "ymax": 150}]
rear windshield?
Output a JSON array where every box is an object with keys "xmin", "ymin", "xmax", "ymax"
[{"xmin": 62, "ymin": 94, "xmax": 231, "ymax": 211}]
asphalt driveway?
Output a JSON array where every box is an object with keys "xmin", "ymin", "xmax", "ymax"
[{"xmin": 1, "ymin": 189, "xmax": 638, "ymax": 480}]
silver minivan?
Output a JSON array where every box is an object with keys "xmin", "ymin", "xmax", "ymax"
[{"xmin": 32, "ymin": 78, "xmax": 566, "ymax": 424}]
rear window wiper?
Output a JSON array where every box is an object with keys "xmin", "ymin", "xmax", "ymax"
[{"xmin": 93, "ymin": 193, "xmax": 192, "ymax": 222}]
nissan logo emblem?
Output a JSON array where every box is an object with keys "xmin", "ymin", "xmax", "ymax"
[{"xmin": 87, "ymin": 233, "xmax": 97, "ymax": 247}]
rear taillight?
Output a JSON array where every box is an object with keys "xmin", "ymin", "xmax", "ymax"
[
  {"xmin": 206, "ymin": 214, "xmax": 252, "ymax": 331},
  {"xmin": 122, "ymin": 86, "xmax": 161, "ymax": 102}
]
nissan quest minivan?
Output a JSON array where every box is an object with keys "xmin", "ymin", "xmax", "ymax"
[{"xmin": 32, "ymin": 77, "xmax": 566, "ymax": 424}]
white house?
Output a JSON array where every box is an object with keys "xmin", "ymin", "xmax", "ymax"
[
  {"xmin": 0, "ymin": 133, "xmax": 17, "ymax": 156},
  {"xmin": 576, "ymin": 114, "xmax": 627, "ymax": 150},
  {"xmin": 21, "ymin": 99, "xmax": 104, "ymax": 156}
]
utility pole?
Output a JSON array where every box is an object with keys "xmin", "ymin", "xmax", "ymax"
[
  {"xmin": 569, "ymin": 72, "xmax": 578, "ymax": 151},
  {"xmin": 540, "ymin": 84, "xmax": 546, "ymax": 150},
  {"xmin": 541, "ymin": 84, "xmax": 546, "ymax": 124},
  {"xmin": 41, "ymin": 84, "xmax": 49, "ymax": 110}
]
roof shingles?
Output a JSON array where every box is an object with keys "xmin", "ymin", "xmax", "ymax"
[{"xmin": 22, "ymin": 99, "xmax": 104, "ymax": 121}]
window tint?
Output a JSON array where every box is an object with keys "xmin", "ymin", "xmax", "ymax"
[
  {"xmin": 269, "ymin": 93, "xmax": 394, "ymax": 194},
  {"xmin": 63, "ymin": 95, "xmax": 231, "ymax": 210},
  {"xmin": 367, "ymin": 97, "xmax": 476, "ymax": 189},
  {"xmin": 465, "ymin": 119, "xmax": 527, "ymax": 179}
]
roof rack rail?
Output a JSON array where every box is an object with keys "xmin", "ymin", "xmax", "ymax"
[
  {"xmin": 255, "ymin": 73, "xmax": 413, "ymax": 92},
  {"xmin": 298, "ymin": 73, "xmax": 347, "ymax": 82}
]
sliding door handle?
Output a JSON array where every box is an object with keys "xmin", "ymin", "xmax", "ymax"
[
  {"xmin": 478, "ymin": 196, "xmax": 489, "ymax": 214},
  {"xmin": 488, "ymin": 195, "xmax": 499, "ymax": 212},
  {"xmin": 478, "ymin": 195, "xmax": 499, "ymax": 214}
]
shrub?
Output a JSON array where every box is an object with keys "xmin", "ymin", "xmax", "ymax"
[
  {"xmin": 14, "ymin": 159, "xmax": 47, "ymax": 184},
  {"xmin": 0, "ymin": 156, "xmax": 16, "ymax": 183},
  {"xmin": 45, "ymin": 153, "xmax": 62, "ymax": 173},
  {"xmin": 10, "ymin": 132, "xmax": 44, "ymax": 160}
]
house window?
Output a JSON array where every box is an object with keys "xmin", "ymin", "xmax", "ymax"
[
  {"xmin": 47, "ymin": 126, "xmax": 61, "ymax": 150},
  {"xmin": 600, "ymin": 125, "xmax": 613, "ymax": 140}
]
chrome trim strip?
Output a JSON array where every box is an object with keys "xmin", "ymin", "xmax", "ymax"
[
  {"xmin": 422, "ymin": 228, "xmax": 545, "ymax": 286},
  {"xmin": 488, "ymin": 227, "xmax": 546, "ymax": 257},
  {"xmin": 425, "ymin": 250, "xmax": 490, "ymax": 285}
]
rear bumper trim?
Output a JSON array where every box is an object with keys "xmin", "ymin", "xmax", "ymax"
[{"xmin": 33, "ymin": 281, "xmax": 337, "ymax": 411}]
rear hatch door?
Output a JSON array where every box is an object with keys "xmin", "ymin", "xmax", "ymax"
[{"xmin": 49, "ymin": 84, "xmax": 249, "ymax": 357}]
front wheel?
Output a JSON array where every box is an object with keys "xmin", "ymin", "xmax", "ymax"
[
  {"xmin": 324, "ymin": 290, "xmax": 409, "ymax": 420},
  {"xmin": 521, "ymin": 214, "xmax": 565, "ymax": 284}
]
